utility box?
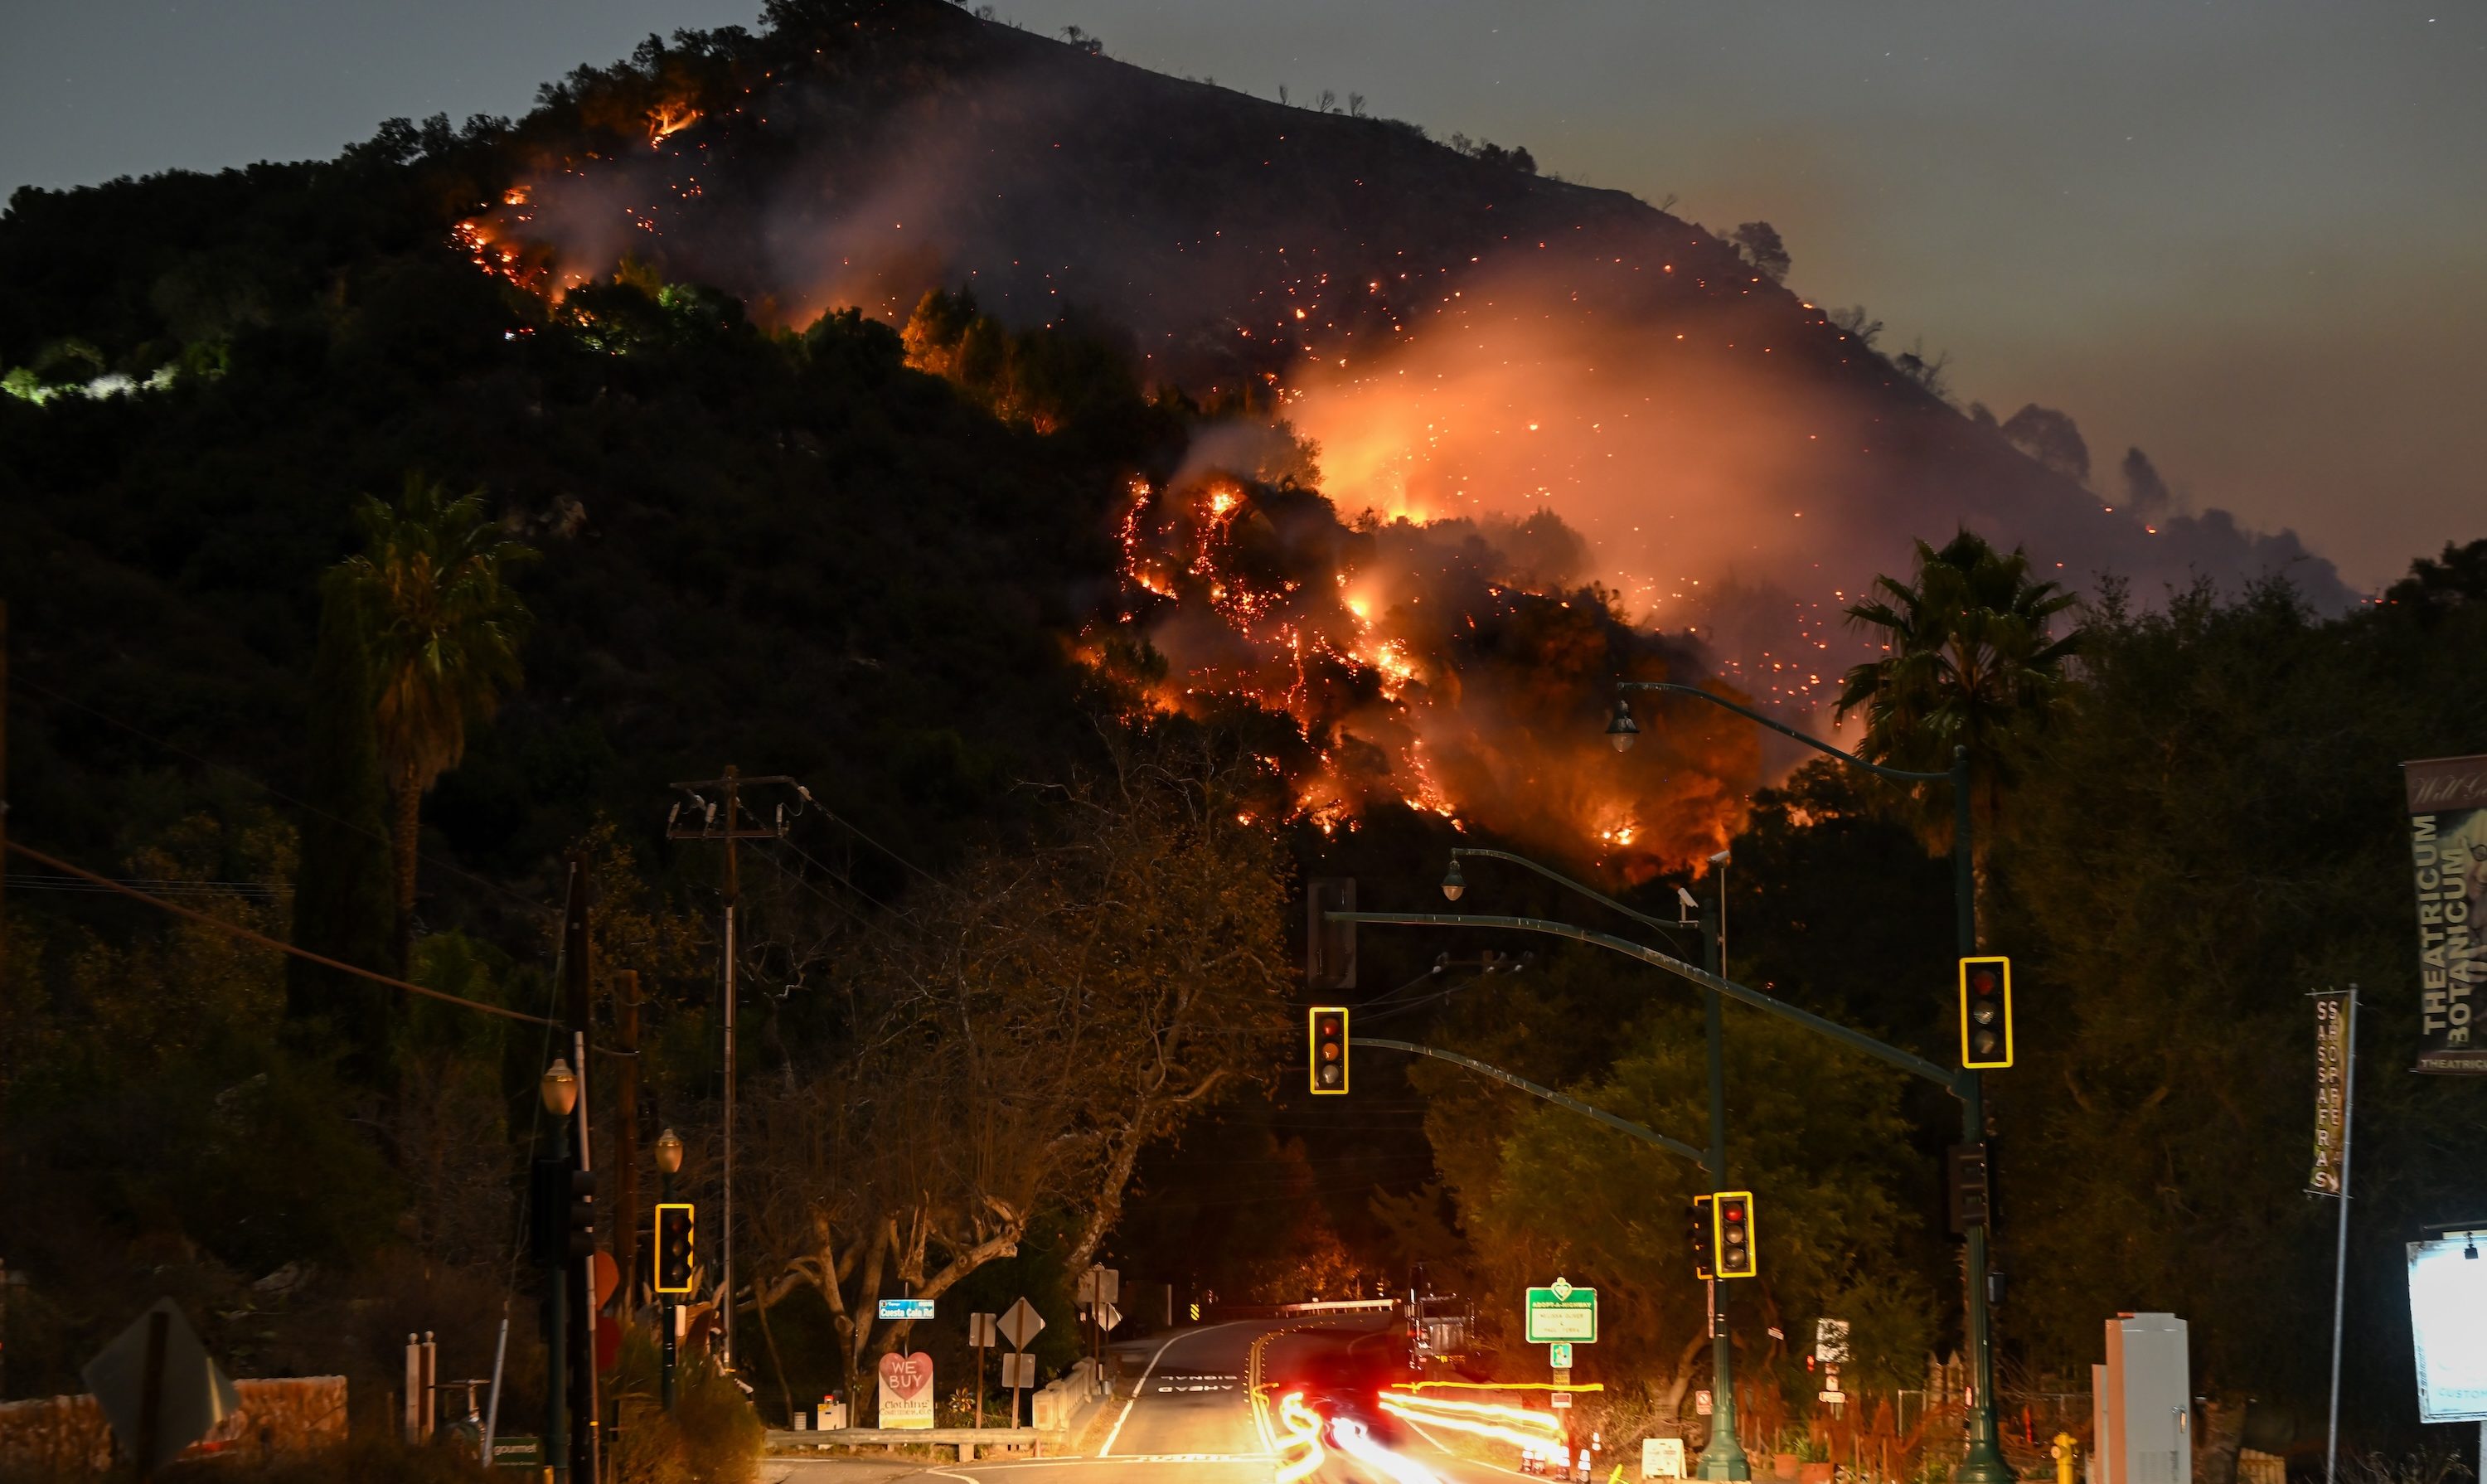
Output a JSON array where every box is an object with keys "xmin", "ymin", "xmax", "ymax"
[{"xmin": 2097, "ymin": 1312, "xmax": 2191, "ymax": 1484}]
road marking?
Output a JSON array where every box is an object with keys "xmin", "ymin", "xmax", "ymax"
[
  {"xmin": 1099, "ymin": 1322, "xmax": 1248, "ymax": 1457},
  {"xmin": 1399, "ymin": 1415, "xmax": 1533, "ymax": 1478}
]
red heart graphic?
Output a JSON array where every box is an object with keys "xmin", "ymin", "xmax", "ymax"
[{"xmin": 876, "ymin": 1351, "xmax": 934, "ymax": 1399}]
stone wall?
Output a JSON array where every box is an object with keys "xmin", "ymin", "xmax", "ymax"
[{"xmin": 0, "ymin": 1376, "xmax": 347, "ymax": 1473}]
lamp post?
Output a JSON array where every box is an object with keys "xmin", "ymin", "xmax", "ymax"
[
  {"xmin": 1440, "ymin": 846, "xmax": 1745, "ymax": 1479},
  {"xmin": 654, "ymin": 1128, "xmax": 682, "ymax": 1411},
  {"xmin": 540, "ymin": 1060, "xmax": 579, "ymax": 1482},
  {"xmin": 1609, "ymin": 683, "xmax": 2009, "ymax": 1484}
]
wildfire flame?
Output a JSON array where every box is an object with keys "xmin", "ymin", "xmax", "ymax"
[
  {"xmin": 647, "ymin": 101, "xmax": 701, "ymax": 147},
  {"xmin": 1087, "ymin": 467, "xmax": 1755, "ymax": 875}
]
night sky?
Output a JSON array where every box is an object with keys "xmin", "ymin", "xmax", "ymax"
[{"xmin": 6, "ymin": 1, "xmax": 2480, "ymax": 589}]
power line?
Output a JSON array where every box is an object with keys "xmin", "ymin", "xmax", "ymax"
[
  {"xmin": 6, "ymin": 838, "xmax": 557, "ymax": 1027},
  {"xmin": 10, "ymin": 673, "xmax": 555, "ymax": 921}
]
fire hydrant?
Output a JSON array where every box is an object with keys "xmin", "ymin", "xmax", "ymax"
[{"xmin": 2052, "ymin": 1432, "xmax": 2079, "ymax": 1484}]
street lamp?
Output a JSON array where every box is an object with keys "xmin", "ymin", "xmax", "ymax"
[
  {"xmin": 540, "ymin": 1060, "xmax": 577, "ymax": 1480},
  {"xmin": 1611, "ymin": 679, "xmax": 2009, "ymax": 1484},
  {"xmin": 654, "ymin": 1129, "xmax": 682, "ymax": 1410},
  {"xmin": 1440, "ymin": 858, "xmax": 1467, "ymax": 902},
  {"xmin": 1606, "ymin": 698, "xmax": 1639, "ymax": 753}
]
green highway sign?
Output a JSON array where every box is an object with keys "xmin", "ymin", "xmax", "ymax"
[{"xmin": 1524, "ymin": 1277, "xmax": 1597, "ymax": 1344}]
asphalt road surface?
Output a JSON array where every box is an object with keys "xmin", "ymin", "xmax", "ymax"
[{"xmin": 764, "ymin": 1314, "xmax": 1618, "ymax": 1484}]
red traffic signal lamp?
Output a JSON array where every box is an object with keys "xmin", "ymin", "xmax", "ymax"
[
  {"xmin": 655, "ymin": 1202, "xmax": 696, "ymax": 1295},
  {"xmin": 1959, "ymin": 956, "xmax": 2014, "ymax": 1068},
  {"xmin": 1310, "ymin": 1006, "xmax": 1350, "ymax": 1094},
  {"xmin": 1711, "ymin": 1191, "xmax": 1757, "ymax": 1279}
]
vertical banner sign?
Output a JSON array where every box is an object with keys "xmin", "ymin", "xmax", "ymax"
[
  {"xmin": 2309, "ymin": 992, "xmax": 2350, "ymax": 1194},
  {"xmin": 2404, "ymin": 754, "xmax": 2487, "ymax": 1072}
]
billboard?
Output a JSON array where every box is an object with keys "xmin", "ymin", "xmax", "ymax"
[
  {"xmin": 2402, "ymin": 755, "xmax": 2487, "ymax": 1073},
  {"xmin": 2407, "ymin": 1238, "xmax": 2487, "ymax": 1422}
]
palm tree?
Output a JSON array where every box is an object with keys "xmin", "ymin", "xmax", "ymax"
[
  {"xmin": 337, "ymin": 474, "xmax": 534, "ymax": 965},
  {"xmin": 1835, "ymin": 529, "xmax": 2082, "ymax": 846}
]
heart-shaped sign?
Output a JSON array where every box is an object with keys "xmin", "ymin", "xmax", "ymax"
[{"xmin": 877, "ymin": 1351, "xmax": 934, "ymax": 1400}]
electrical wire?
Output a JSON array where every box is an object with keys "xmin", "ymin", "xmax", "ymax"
[
  {"xmin": 10, "ymin": 672, "xmax": 559, "ymax": 922},
  {"xmin": 4, "ymin": 838, "xmax": 558, "ymax": 1027}
]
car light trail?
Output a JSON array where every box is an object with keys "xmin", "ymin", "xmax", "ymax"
[
  {"xmin": 1331, "ymin": 1414, "xmax": 1446, "ymax": 1484},
  {"xmin": 1379, "ymin": 1390, "xmax": 1566, "ymax": 1450},
  {"xmin": 1274, "ymin": 1391, "xmax": 1327, "ymax": 1484}
]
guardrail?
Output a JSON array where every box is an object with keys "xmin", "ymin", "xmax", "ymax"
[{"xmin": 765, "ymin": 1426, "xmax": 1040, "ymax": 1462}]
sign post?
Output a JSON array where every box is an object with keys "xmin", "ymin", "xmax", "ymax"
[
  {"xmin": 998, "ymin": 1298, "xmax": 1045, "ymax": 1428},
  {"xmin": 2311, "ymin": 989, "xmax": 2360, "ymax": 1484},
  {"xmin": 969, "ymin": 1312, "xmax": 997, "ymax": 1428}
]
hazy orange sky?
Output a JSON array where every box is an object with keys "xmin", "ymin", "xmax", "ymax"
[{"xmin": 6, "ymin": 1, "xmax": 2479, "ymax": 588}]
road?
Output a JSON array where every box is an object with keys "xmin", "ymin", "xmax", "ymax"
[{"xmin": 762, "ymin": 1314, "xmax": 1618, "ymax": 1484}]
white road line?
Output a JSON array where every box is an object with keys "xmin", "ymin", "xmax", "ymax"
[{"xmin": 1099, "ymin": 1322, "xmax": 1247, "ymax": 1457}]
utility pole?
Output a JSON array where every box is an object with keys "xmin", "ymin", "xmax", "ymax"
[
  {"xmin": 666, "ymin": 767, "xmax": 792, "ymax": 1370},
  {"xmin": 2, "ymin": 599, "xmax": 11, "ymax": 1008},
  {"xmin": 560, "ymin": 861, "xmax": 602, "ymax": 1484},
  {"xmin": 614, "ymin": 969, "xmax": 642, "ymax": 1304},
  {"xmin": 1696, "ymin": 888, "xmax": 1748, "ymax": 1481}
]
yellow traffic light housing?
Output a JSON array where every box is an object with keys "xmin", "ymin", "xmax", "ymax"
[
  {"xmin": 1959, "ymin": 955, "xmax": 2014, "ymax": 1068},
  {"xmin": 655, "ymin": 1202, "xmax": 696, "ymax": 1295},
  {"xmin": 1310, "ymin": 1006, "xmax": 1350, "ymax": 1094},
  {"xmin": 1711, "ymin": 1191, "xmax": 1757, "ymax": 1279}
]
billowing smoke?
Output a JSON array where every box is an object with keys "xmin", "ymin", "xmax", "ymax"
[{"xmin": 451, "ymin": 0, "xmax": 2350, "ymax": 856}]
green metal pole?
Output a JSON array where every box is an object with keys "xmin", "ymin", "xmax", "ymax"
[
  {"xmin": 1697, "ymin": 898, "xmax": 1748, "ymax": 1481},
  {"xmin": 1953, "ymin": 745, "xmax": 2010, "ymax": 1483},
  {"xmin": 545, "ymin": 1119, "xmax": 570, "ymax": 1482}
]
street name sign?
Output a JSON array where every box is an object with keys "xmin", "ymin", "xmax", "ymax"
[
  {"xmin": 877, "ymin": 1297, "xmax": 936, "ymax": 1321},
  {"xmin": 1525, "ymin": 1277, "xmax": 1598, "ymax": 1344}
]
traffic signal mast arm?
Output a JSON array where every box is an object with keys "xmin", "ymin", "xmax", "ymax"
[
  {"xmin": 1446, "ymin": 846, "xmax": 1692, "ymax": 943},
  {"xmin": 1330, "ymin": 910, "xmax": 1966, "ymax": 1098},
  {"xmin": 1351, "ymin": 1036, "xmax": 1709, "ymax": 1171}
]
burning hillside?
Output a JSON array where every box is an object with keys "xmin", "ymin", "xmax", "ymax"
[
  {"xmin": 436, "ymin": 0, "xmax": 2344, "ymax": 857},
  {"xmin": 1090, "ymin": 467, "xmax": 1755, "ymax": 879}
]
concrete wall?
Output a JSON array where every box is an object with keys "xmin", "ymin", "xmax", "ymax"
[{"xmin": 0, "ymin": 1375, "xmax": 348, "ymax": 1473}]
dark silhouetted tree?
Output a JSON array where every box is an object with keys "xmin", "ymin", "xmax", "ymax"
[
  {"xmin": 288, "ymin": 568, "xmax": 403, "ymax": 1062},
  {"xmin": 1730, "ymin": 221, "xmax": 1791, "ymax": 283},
  {"xmin": 2120, "ymin": 447, "xmax": 2172, "ymax": 516},
  {"xmin": 2000, "ymin": 403, "xmax": 2090, "ymax": 483},
  {"xmin": 1838, "ymin": 529, "xmax": 2084, "ymax": 849},
  {"xmin": 337, "ymin": 476, "xmax": 534, "ymax": 968}
]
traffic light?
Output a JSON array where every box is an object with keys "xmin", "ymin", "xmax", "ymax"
[
  {"xmin": 529, "ymin": 1158, "xmax": 597, "ymax": 1264},
  {"xmin": 655, "ymin": 1202, "xmax": 696, "ymax": 1294},
  {"xmin": 1310, "ymin": 1006, "xmax": 1350, "ymax": 1094},
  {"xmin": 1711, "ymin": 1191, "xmax": 1757, "ymax": 1279},
  {"xmin": 1948, "ymin": 1143, "xmax": 1993, "ymax": 1234},
  {"xmin": 1959, "ymin": 955, "xmax": 2014, "ymax": 1068},
  {"xmin": 1685, "ymin": 1195, "xmax": 1713, "ymax": 1280}
]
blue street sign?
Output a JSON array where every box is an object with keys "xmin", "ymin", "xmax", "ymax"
[{"xmin": 876, "ymin": 1298, "xmax": 937, "ymax": 1321}]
